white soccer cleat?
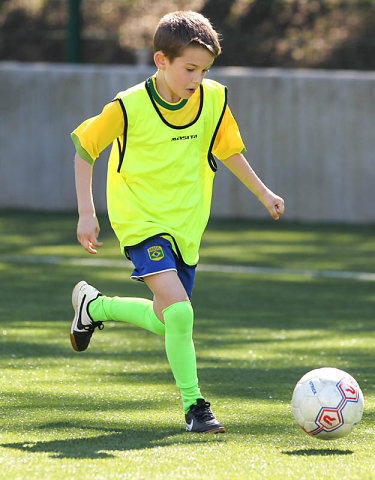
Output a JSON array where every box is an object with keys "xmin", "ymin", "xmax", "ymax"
[{"xmin": 70, "ymin": 281, "xmax": 103, "ymax": 352}]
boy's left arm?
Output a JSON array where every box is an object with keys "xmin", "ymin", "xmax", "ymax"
[{"xmin": 221, "ymin": 153, "xmax": 285, "ymax": 220}]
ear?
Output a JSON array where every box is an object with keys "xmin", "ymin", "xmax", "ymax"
[{"xmin": 154, "ymin": 51, "xmax": 168, "ymax": 71}]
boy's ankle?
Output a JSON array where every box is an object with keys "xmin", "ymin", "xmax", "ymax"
[{"xmin": 88, "ymin": 295, "xmax": 108, "ymax": 322}]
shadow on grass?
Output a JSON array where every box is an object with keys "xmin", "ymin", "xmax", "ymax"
[
  {"xmin": 282, "ymin": 448, "xmax": 354, "ymax": 456},
  {"xmin": 1, "ymin": 422, "xmax": 225, "ymax": 459},
  {"xmin": 0, "ymin": 210, "xmax": 115, "ymax": 257}
]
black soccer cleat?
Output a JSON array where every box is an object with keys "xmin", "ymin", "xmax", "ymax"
[
  {"xmin": 70, "ymin": 281, "xmax": 104, "ymax": 352},
  {"xmin": 185, "ymin": 398, "xmax": 225, "ymax": 433}
]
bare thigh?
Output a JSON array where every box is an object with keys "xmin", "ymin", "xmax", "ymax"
[{"xmin": 144, "ymin": 270, "xmax": 189, "ymax": 322}]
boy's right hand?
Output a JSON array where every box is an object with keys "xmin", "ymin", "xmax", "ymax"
[{"xmin": 77, "ymin": 214, "xmax": 103, "ymax": 254}]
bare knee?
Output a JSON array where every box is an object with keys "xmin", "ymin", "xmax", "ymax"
[{"xmin": 144, "ymin": 270, "xmax": 189, "ymax": 322}]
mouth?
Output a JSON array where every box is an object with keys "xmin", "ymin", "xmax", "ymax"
[{"xmin": 186, "ymin": 88, "xmax": 196, "ymax": 94}]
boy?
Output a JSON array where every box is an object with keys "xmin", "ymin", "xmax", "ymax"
[{"xmin": 70, "ymin": 11, "xmax": 284, "ymax": 434}]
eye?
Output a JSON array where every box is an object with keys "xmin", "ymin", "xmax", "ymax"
[{"xmin": 186, "ymin": 68, "xmax": 194, "ymax": 72}]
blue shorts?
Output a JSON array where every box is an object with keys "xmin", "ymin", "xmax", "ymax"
[{"xmin": 126, "ymin": 237, "xmax": 196, "ymax": 299}]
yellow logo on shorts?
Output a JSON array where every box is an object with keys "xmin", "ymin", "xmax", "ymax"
[{"xmin": 147, "ymin": 245, "xmax": 164, "ymax": 261}]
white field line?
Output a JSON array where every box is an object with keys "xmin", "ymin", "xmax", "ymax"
[{"xmin": 1, "ymin": 254, "xmax": 375, "ymax": 281}]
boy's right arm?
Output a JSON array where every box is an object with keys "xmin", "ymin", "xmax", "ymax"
[{"xmin": 74, "ymin": 153, "xmax": 103, "ymax": 254}]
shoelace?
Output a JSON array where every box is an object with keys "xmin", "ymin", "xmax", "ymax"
[
  {"xmin": 193, "ymin": 401, "xmax": 215, "ymax": 422},
  {"xmin": 83, "ymin": 321, "xmax": 104, "ymax": 333}
]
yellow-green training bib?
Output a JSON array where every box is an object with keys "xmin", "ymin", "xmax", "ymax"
[{"xmin": 107, "ymin": 78, "xmax": 227, "ymax": 266}]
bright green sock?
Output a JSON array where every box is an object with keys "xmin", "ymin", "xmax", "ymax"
[
  {"xmin": 163, "ymin": 301, "xmax": 202, "ymax": 413},
  {"xmin": 88, "ymin": 296, "xmax": 165, "ymax": 336}
]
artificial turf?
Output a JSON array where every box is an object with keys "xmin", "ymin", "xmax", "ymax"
[{"xmin": 0, "ymin": 211, "xmax": 374, "ymax": 479}]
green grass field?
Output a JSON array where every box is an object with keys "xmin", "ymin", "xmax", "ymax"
[{"xmin": 1, "ymin": 211, "xmax": 374, "ymax": 480}]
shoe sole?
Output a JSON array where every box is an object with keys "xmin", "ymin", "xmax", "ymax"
[
  {"xmin": 187, "ymin": 426, "xmax": 226, "ymax": 434},
  {"xmin": 70, "ymin": 281, "xmax": 87, "ymax": 352},
  {"xmin": 204, "ymin": 426, "xmax": 226, "ymax": 434}
]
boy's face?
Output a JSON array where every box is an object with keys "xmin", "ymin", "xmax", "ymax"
[{"xmin": 155, "ymin": 46, "xmax": 214, "ymax": 103}]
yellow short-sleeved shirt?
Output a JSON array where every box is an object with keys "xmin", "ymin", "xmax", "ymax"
[{"xmin": 71, "ymin": 75, "xmax": 245, "ymax": 165}]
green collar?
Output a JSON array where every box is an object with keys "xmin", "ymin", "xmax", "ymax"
[{"xmin": 147, "ymin": 77, "xmax": 188, "ymax": 111}]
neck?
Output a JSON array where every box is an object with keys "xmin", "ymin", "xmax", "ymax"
[{"xmin": 155, "ymin": 71, "xmax": 181, "ymax": 103}]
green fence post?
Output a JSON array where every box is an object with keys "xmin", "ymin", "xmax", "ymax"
[{"xmin": 67, "ymin": 0, "xmax": 82, "ymax": 63}]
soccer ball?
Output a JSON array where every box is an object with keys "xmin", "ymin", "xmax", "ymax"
[{"xmin": 291, "ymin": 367, "xmax": 364, "ymax": 440}]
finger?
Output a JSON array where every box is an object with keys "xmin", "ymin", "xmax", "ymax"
[
  {"xmin": 77, "ymin": 235, "xmax": 98, "ymax": 254},
  {"xmin": 87, "ymin": 233, "xmax": 104, "ymax": 253},
  {"xmin": 92, "ymin": 240, "xmax": 103, "ymax": 247},
  {"xmin": 276, "ymin": 202, "xmax": 285, "ymax": 215},
  {"xmin": 87, "ymin": 241, "xmax": 98, "ymax": 254},
  {"xmin": 89, "ymin": 239, "xmax": 103, "ymax": 253},
  {"xmin": 82, "ymin": 238, "xmax": 96, "ymax": 254},
  {"xmin": 269, "ymin": 203, "xmax": 282, "ymax": 220}
]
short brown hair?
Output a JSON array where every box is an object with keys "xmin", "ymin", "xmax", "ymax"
[{"xmin": 153, "ymin": 11, "xmax": 221, "ymax": 61}]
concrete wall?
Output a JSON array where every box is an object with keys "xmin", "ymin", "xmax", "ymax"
[{"xmin": 1, "ymin": 62, "xmax": 374, "ymax": 222}]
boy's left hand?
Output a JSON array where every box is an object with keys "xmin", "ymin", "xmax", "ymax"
[{"xmin": 260, "ymin": 190, "xmax": 285, "ymax": 220}]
